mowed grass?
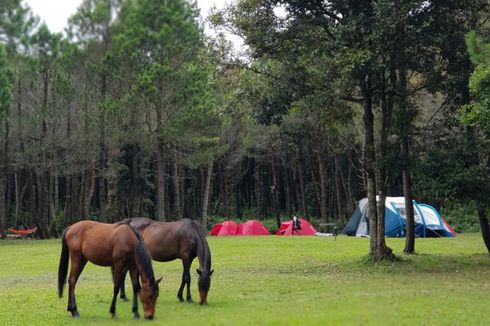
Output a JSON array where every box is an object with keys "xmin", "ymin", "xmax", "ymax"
[{"xmin": 1, "ymin": 234, "xmax": 490, "ymax": 325}]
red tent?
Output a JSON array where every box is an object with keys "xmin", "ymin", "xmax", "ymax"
[
  {"xmin": 237, "ymin": 220, "xmax": 270, "ymax": 236},
  {"xmin": 209, "ymin": 221, "xmax": 239, "ymax": 236},
  {"xmin": 275, "ymin": 218, "xmax": 317, "ymax": 236}
]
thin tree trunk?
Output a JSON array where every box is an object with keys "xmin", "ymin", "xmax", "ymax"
[
  {"xmin": 284, "ymin": 164, "xmax": 293, "ymax": 217},
  {"xmin": 172, "ymin": 149, "xmax": 181, "ymax": 218},
  {"xmin": 98, "ymin": 74, "xmax": 107, "ymax": 220},
  {"xmin": 477, "ymin": 202, "xmax": 490, "ymax": 252},
  {"xmin": 362, "ymin": 78, "xmax": 380, "ymax": 258},
  {"xmin": 297, "ymin": 152, "xmax": 308, "ymax": 219},
  {"xmin": 334, "ymin": 155, "xmax": 343, "ymax": 221},
  {"xmin": 14, "ymin": 168, "xmax": 20, "ymax": 228},
  {"xmin": 271, "ymin": 143, "xmax": 281, "ymax": 228},
  {"xmin": 83, "ymin": 161, "xmax": 97, "ymax": 220},
  {"xmin": 156, "ymin": 143, "xmax": 166, "ymax": 221},
  {"xmin": 202, "ymin": 160, "xmax": 213, "ymax": 227},
  {"xmin": 317, "ymin": 152, "xmax": 329, "ymax": 223}
]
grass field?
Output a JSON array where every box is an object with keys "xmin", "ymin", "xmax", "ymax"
[{"xmin": 1, "ymin": 234, "xmax": 489, "ymax": 325}]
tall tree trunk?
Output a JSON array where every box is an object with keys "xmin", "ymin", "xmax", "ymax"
[
  {"xmin": 374, "ymin": 71, "xmax": 393, "ymax": 259},
  {"xmin": 284, "ymin": 164, "xmax": 293, "ymax": 217},
  {"xmin": 297, "ymin": 152, "xmax": 308, "ymax": 219},
  {"xmin": 156, "ymin": 142, "xmax": 166, "ymax": 221},
  {"xmin": 334, "ymin": 155, "xmax": 343, "ymax": 221},
  {"xmin": 402, "ymin": 138, "xmax": 415, "ymax": 252},
  {"xmin": 271, "ymin": 142, "xmax": 281, "ymax": 228},
  {"xmin": 202, "ymin": 160, "xmax": 213, "ymax": 227},
  {"xmin": 83, "ymin": 161, "xmax": 97, "ymax": 220},
  {"xmin": 98, "ymin": 74, "xmax": 108, "ymax": 220},
  {"xmin": 14, "ymin": 168, "xmax": 20, "ymax": 228},
  {"xmin": 362, "ymin": 78, "xmax": 381, "ymax": 259},
  {"xmin": 0, "ymin": 168, "xmax": 6, "ymax": 238},
  {"xmin": 317, "ymin": 152, "xmax": 329, "ymax": 223},
  {"xmin": 477, "ymin": 202, "xmax": 490, "ymax": 252},
  {"xmin": 172, "ymin": 149, "xmax": 181, "ymax": 219},
  {"xmin": 399, "ymin": 70, "xmax": 415, "ymax": 253},
  {"xmin": 28, "ymin": 170, "xmax": 36, "ymax": 227}
]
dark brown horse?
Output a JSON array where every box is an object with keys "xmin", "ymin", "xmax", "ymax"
[
  {"xmin": 58, "ymin": 220, "xmax": 161, "ymax": 319},
  {"xmin": 119, "ymin": 218, "xmax": 213, "ymax": 305}
]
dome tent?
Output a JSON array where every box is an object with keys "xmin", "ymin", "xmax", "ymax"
[
  {"xmin": 209, "ymin": 220, "xmax": 239, "ymax": 236},
  {"xmin": 275, "ymin": 218, "xmax": 317, "ymax": 236},
  {"xmin": 343, "ymin": 197, "xmax": 456, "ymax": 237},
  {"xmin": 237, "ymin": 220, "xmax": 270, "ymax": 236}
]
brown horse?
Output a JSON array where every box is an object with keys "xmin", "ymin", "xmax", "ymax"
[
  {"xmin": 119, "ymin": 218, "xmax": 213, "ymax": 305},
  {"xmin": 58, "ymin": 220, "xmax": 161, "ymax": 319}
]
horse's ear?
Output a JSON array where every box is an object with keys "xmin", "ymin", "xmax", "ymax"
[
  {"xmin": 196, "ymin": 268, "xmax": 202, "ymax": 276},
  {"xmin": 210, "ymin": 269, "xmax": 214, "ymax": 276},
  {"xmin": 156, "ymin": 276, "xmax": 163, "ymax": 284}
]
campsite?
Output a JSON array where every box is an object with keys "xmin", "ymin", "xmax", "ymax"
[
  {"xmin": 1, "ymin": 234, "xmax": 490, "ymax": 325},
  {"xmin": 1, "ymin": 0, "xmax": 490, "ymax": 325}
]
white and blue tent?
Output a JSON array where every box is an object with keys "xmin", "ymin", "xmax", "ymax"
[{"xmin": 343, "ymin": 197, "xmax": 456, "ymax": 237}]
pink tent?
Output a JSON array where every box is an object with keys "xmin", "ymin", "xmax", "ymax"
[
  {"xmin": 275, "ymin": 218, "xmax": 317, "ymax": 236},
  {"xmin": 209, "ymin": 221, "xmax": 239, "ymax": 236},
  {"xmin": 237, "ymin": 220, "xmax": 270, "ymax": 236}
]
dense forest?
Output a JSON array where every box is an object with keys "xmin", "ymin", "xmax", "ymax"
[{"xmin": 0, "ymin": 0, "xmax": 489, "ymax": 258}]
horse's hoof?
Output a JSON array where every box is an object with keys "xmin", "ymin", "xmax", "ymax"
[
  {"xmin": 72, "ymin": 312, "xmax": 80, "ymax": 318},
  {"xmin": 111, "ymin": 314, "xmax": 117, "ymax": 319},
  {"xmin": 178, "ymin": 297, "xmax": 184, "ymax": 302},
  {"xmin": 120, "ymin": 296, "xmax": 129, "ymax": 302},
  {"xmin": 187, "ymin": 299, "xmax": 193, "ymax": 304},
  {"xmin": 133, "ymin": 315, "xmax": 140, "ymax": 320}
]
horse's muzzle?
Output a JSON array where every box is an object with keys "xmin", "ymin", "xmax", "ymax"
[{"xmin": 199, "ymin": 290, "xmax": 208, "ymax": 305}]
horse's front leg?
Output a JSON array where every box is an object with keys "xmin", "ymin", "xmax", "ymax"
[
  {"xmin": 113, "ymin": 266, "xmax": 128, "ymax": 302},
  {"xmin": 129, "ymin": 267, "xmax": 141, "ymax": 320},
  {"xmin": 110, "ymin": 263, "xmax": 124, "ymax": 319},
  {"xmin": 182, "ymin": 257, "xmax": 193, "ymax": 303},
  {"xmin": 67, "ymin": 255, "xmax": 87, "ymax": 318}
]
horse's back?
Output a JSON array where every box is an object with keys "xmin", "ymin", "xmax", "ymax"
[
  {"xmin": 138, "ymin": 218, "xmax": 199, "ymax": 262},
  {"xmin": 65, "ymin": 220, "xmax": 135, "ymax": 266}
]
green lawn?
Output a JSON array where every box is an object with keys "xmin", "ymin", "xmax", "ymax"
[{"xmin": 1, "ymin": 234, "xmax": 489, "ymax": 325}]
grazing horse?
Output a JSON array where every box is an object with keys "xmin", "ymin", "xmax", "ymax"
[
  {"xmin": 119, "ymin": 218, "xmax": 213, "ymax": 305},
  {"xmin": 58, "ymin": 220, "xmax": 161, "ymax": 319}
]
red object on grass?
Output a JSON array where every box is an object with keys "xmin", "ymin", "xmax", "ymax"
[
  {"xmin": 209, "ymin": 221, "xmax": 239, "ymax": 236},
  {"xmin": 7, "ymin": 227, "xmax": 38, "ymax": 235},
  {"xmin": 237, "ymin": 220, "xmax": 270, "ymax": 236},
  {"xmin": 275, "ymin": 218, "xmax": 317, "ymax": 236}
]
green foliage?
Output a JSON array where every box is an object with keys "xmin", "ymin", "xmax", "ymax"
[
  {"xmin": 1, "ymin": 235, "xmax": 490, "ymax": 325},
  {"xmin": 462, "ymin": 30, "xmax": 490, "ymax": 132},
  {"xmin": 441, "ymin": 203, "xmax": 480, "ymax": 233},
  {"xmin": 0, "ymin": 45, "xmax": 13, "ymax": 124}
]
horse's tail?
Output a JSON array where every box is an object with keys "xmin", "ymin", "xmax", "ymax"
[{"xmin": 58, "ymin": 227, "xmax": 70, "ymax": 298}]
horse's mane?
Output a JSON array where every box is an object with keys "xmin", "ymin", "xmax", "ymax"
[
  {"xmin": 118, "ymin": 221, "xmax": 156, "ymax": 287},
  {"xmin": 189, "ymin": 220, "xmax": 211, "ymax": 272}
]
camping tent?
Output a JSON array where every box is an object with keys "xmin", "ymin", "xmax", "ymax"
[
  {"xmin": 343, "ymin": 197, "xmax": 456, "ymax": 237},
  {"xmin": 237, "ymin": 220, "xmax": 270, "ymax": 236},
  {"xmin": 275, "ymin": 218, "xmax": 317, "ymax": 236},
  {"xmin": 209, "ymin": 221, "xmax": 239, "ymax": 236}
]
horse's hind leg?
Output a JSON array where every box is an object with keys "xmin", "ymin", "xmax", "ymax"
[{"xmin": 67, "ymin": 255, "xmax": 87, "ymax": 317}]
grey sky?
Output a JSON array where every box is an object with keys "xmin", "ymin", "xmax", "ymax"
[{"xmin": 23, "ymin": 0, "xmax": 234, "ymax": 33}]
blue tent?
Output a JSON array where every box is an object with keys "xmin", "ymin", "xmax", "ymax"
[{"xmin": 343, "ymin": 197, "xmax": 456, "ymax": 237}]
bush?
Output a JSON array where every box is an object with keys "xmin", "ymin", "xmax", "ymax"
[{"xmin": 440, "ymin": 203, "xmax": 480, "ymax": 233}]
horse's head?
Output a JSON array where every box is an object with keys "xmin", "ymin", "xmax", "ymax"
[
  {"xmin": 139, "ymin": 276, "xmax": 162, "ymax": 319},
  {"xmin": 196, "ymin": 268, "xmax": 214, "ymax": 305}
]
